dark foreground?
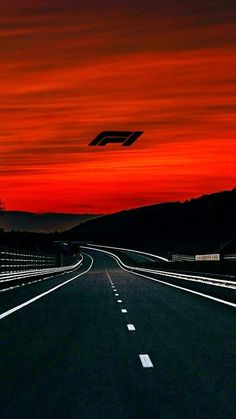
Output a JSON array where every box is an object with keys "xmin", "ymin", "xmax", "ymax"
[{"xmin": 0, "ymin": 249, "xmax": 235, "ymax": 419}]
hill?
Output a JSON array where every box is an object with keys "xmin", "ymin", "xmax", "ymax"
[
  {"xmin": 0, "ymin": 211, "xmax": 99, "ymax": 233},
  {"xmin": 63, "ymin": 189, "xmax": 236, "ymax": 254}
]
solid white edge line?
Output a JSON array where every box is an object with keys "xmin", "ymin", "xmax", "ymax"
[
  {"xmin": 87, "ymin": 246, "xmax": 236, "ymax": 286},
  {"xmin": 0, "ymin": 254, "xmax": 94, "ymax": 321},
  {"xmin": 88, "ymin": 243, "xmax": 169, "ymax": 261},
  {"xmin": 83, "ymin": 246, "xmax": 236, "ymax": 308},
  {"xmin": 126, "ymin": 270, "xmax": 236, "ymax": 308}
]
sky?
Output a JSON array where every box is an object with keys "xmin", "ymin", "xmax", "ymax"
[{"xmin": 0, "ymin": 0, "xmax": 235, "ymax": 213}]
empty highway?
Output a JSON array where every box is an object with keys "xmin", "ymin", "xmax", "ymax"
[{"xmin": 0, "ymin": 249, "xmax": 235, "ymax": 419}]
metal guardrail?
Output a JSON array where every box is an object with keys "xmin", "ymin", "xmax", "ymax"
[
  {"xmin": 0, "ymin": 244, "xmax": 57, "ymax": 274},
  {"xmin": 224, "ymin": 254, "xmax": 236, "ymax": 260},
  {"xmin": 0, "ymin": 255, "xmax": 83, "ymax": 292},
  {"xmin": 83, "ymin": 246, "xmax": 236, "ymax": 291},
  {"xmin": 171, "ymin": 253, "xmax": 236, "ymax": 262},
  {"xmin": 172, "ymin": 254, "xmax": 196, "ymax": 262}
]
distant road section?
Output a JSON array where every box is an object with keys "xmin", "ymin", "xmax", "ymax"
[{"xmin": 83, "ymin": 245, "xmax": 236, "ymax": 306}]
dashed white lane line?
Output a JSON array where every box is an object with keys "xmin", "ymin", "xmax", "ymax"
[
  {"xmin": 0, "ymin": 255, "xmax": 94, "ymax": 321},
  {"xmin": 139, "ymin": 354, "xmax": 154, "ymax": 368},
  {"xmin": 106, "ymin": 264, "xmax": 153, "ymax": 370},
  {"xmin": 127, "ymin": 324, "xmax": 136, "ymax": 331}
]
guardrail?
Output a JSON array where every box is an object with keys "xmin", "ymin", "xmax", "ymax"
[
  {"xmin": 171, "ymin": 253, "xmax": 236, "ymax": 262},
  {"xmin": 0, "ymin": 254, "xmax": 83, "ymax": 292},
  {"xmin": 82, "ymin": 245, "xmax": 236, "ymax": 291},
  {"xmin": 0, "ymin": 244, "xmax": 80, "ymax": 274},
  {"xmin": 0, "ymin": 244, "xmax": 58, "ymax": 274},
  {"xmin": 224, "ymin": 254, "xmax": 236, "ymax": 260},
  {"xmin": 172, "ymin": 254, "xmax": 196, "ymax": 262}
]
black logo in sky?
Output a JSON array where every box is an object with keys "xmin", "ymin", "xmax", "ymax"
[{"xmin": 89, "ymin": 131, "xmax": 143, "ymax": 146}]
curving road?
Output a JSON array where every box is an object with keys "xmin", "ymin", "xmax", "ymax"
[{"xmin": 0, "ymin": 249, "xmax": 235, "ymax": 419}]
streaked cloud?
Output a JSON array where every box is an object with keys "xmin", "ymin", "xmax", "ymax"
[{"xmin": 0, "ymin": 1, "xmax": 235, "ymax": 212}]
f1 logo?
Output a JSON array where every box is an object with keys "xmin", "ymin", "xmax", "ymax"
[{"xmin": 89, "ymin": 131, "xmax": 143, "ymax": 146}]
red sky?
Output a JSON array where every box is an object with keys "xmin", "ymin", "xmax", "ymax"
[{"xmin": 0, "ymin": 1, "xmax": 235, "ymax": 213}]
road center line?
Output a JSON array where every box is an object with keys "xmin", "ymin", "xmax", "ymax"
[
  {"xmin": 139, "ymin": 354, "xmax": 154, "ymax": 368},
  {"xmin": 127, "ymin": 324, "xmax": 136, "ymax": 331},
  {"xmin": 121, "ymin": 309, "xmax": 127, "ymax": 313}
]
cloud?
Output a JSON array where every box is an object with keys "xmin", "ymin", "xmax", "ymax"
[{"xmin": 0, "ymin": 1, "xmax": 235, "ymax": 212}]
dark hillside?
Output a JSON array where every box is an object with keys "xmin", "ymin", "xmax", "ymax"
[{"xmin": 64, "ymin": 189, "xmax": 236, "ymax": 254}]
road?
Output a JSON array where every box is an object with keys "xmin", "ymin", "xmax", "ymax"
[{"xmin": 0, "ymin": 249, "xmax": 235, "ymax": 419}]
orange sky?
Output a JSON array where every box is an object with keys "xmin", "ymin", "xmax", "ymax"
[{"xmin": 0, "ymin": 1, "xmax": 235, "ymax": 213}]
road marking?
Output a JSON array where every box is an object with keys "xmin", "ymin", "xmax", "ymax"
[
  {"xmin": 115, "ymin": 293, "xmax": 119, "ymax": 296},
  {"xmin": 128, "ymin": 270, "xmax": 236, "ymax": 308},
  {"xmin": 117, "ymin": 300, "xmax": 122, "ymax": 303},
  {"xmin": 86, "ymin": 243, "xmax": 168, "ymax": 262},
  {"xmin": 0, "ymin": 255, "xmax": 94, "ymax": 321},
  {"xmin": 114, "ymin": 289, "xmax": 117, "ymax": 292},
  {"xmin": 127, "ymin": 324, "xmax": 136, "ymax": 331},
  {"xmin": 139, "ymin": 354, "xmax": 154, "ymax": 368},
  {"xmin": 112, "ymin": 285, "xmax": 115, "ymax": 288},
  {"xmin": 121, "ymin": 309, "xmax": 127, "ymax": 313},
  {"xmin": 84, "ymin": 246, "xmax": 236, "ymax": 308}
]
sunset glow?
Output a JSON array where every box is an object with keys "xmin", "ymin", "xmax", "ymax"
[{"xmin": 1, "ymin": 1, "xmax": 235, "ymax": 213}]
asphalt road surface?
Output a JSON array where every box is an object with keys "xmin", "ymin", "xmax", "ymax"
[{"xmin": 0, "ymin": 249, "xmax": 235, "ymax": 419}]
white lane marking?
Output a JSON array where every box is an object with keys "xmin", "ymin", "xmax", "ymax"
[
  {"xmin": 127, "ymin": 270, "xmax": 236, "ymax": 308},
  {"xmin": 121, "ymin": 309, "xmax": 127, "ymax": 313},
  {"xmin": 112, "ymin": 285, "xmax": 115, "ymax": 288},
  {"xmin": 115, "ymin": 293, "xmax": 119, "ymax": 296},
  {"xmin": 117, "ymin": 300, "xmax": 122, "ymax": 303},
  {"xmin": 0, "ymin": 272, "xmax": 71, "ymax": 293},
  {"xmin": 139, "ymin": 354, "xmax": 154, "ymax": 368},
  {"xmin": 114, "ymin": 289, "xmax": 117, "ymax": 292},
  {"xmin": 0, "ymin": 255, "xmax": 94, "ymax": 321},
  {"xmin": 84, "ymin": 246, "xmax": 236, "ymax": 308},
  {"xmin": 127, "ymin": 324, "xmax": 136, "ymax": 331},
  {"xmin": 88, "ymin": 243, "xmax": 168, "ymax": 262},
  {"xmin": 100, "ymin": 247, "xmax": 236, "ymax": 288}
]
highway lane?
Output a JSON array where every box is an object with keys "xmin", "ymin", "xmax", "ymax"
[{"xmin": 0, "ymin": 250, "xmax": 235, "ymax": 419}]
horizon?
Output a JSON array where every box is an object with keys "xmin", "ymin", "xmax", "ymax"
[{"xmin": 3, "ymin": 187, "xmax": 235, "ymax": 216}]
